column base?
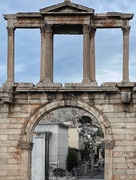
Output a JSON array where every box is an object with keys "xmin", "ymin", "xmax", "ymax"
[{"xmin": 3, "ymin": 80, "xmax": 15, "ymax": 87}]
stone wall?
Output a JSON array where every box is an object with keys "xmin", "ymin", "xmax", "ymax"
[{"xmin": 0, "ymin": 83, "xmax": 135, "ymax": 180}]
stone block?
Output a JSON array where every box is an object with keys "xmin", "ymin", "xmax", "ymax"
[
  {"xmin": 0, "ymin": 147, "xmax": 7, "ymax": 153},
  {"xmin": 8, "ymin": 134, "xmax": 20, "ymax": 140},
  {"xmin": 113, "ymin": 158, "xmax": 125, "ymax": 163},
  {"xmin": 113, "ymin": 146, "xmax": 126, "ymax": 152},
  {"xmin": 113, "ymin": 134, "xmax": 126, "ymax": 140},
  {"xmin": 8, "ymin": 169, "xmax": 21, "ymax": 176},
  {"xmin": 112, "ymin": 129, "xmax": 135, "ymax": 135},
  {"xmin": 8, "ymin": 158, "xmax": 21, "ymax": 164},
  {"xmin": 115, "ymin": 140, "xmax": 134, "ymax": 146},
  {"xmin": 0, "ymin": 158, "xmax": 8, "ymax": 164},
  {"xmin": 0, "ymin": 129, "xmax": 21, "ymax": 135},
  {"xmin": 9, "ymin": 124, "xmax": 23, "ymax": 129},
  {"xmin": 113, "ymin": 163, "xmax": 128, "ymax": 169},
  {"xmin": 0, "ymin": 124, "xmax": 8, "ymax": 128},
  {"xmin": 126, "ymin": 146, "xmax": 135, "ymax": 152},
  {"xmin": 126, "ymin": 134, "xmax": 135, "ymax": 140},
  {"xmin": 111, "ymin": 123, "xmax": 126, "ymax": 129},
  {"xmin": 0, "ymin": 135, "xmax": 7, "ymax": 140},
  {"xmin": 8, "ymin": 147, "xmax": 18, "ymax": 153},
  {"xmin": 0, "ymin": 170, "xmax": 7, "ymax": 176}
]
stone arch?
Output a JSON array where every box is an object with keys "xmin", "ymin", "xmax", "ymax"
[
  {"xmin": 20, "ymin": 99, "xmax": 113, "ymax": 180},
  {"xmin": 21, "ymin": 99, "xmax": 112, "ymax": 142}
]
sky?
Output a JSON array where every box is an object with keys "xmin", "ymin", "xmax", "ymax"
[{"xmin": 0, "ymin": 0, "xmax": 136, "ymax": 86}]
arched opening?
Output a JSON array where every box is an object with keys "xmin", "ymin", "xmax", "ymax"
[
  {"xmin": 31, "ymin": 107, "xmax": 105, "ymax": 180},
  {"xmin": 19, "ymin": 99, "xmax": 113, "ymax": 180}
]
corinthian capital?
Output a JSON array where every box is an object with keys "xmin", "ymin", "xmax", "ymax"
[
  {"xmin": 103, "ymin": 140, "xmax": 115, "ymax": 149},
  {"xmin": 83, "ymin": 24, "xmax": 90, "ymax": 34},
  {"xmin": 122, "ymin": 26, "xmax": 130, "ymax": 35},
  {"xmin": 90, "ymin": 26, "xmax": 96, "ymax": 36},
  {"xmin": 45, "ymin": 24, "xmax": 52, "ymax": 32},
  {"xmin": 18, "ymin": 141, "xmax": 34, "ymax": 151},
  {"xmin": 40, "ymin": 26, "xmax": 45, "ymax": 34},
  {"xmin": 7, "ymin": 26, "xmax": 15, "ymax": 36}
]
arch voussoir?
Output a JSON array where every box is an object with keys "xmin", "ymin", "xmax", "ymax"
[{"xmin": 21, "ymin": 99, "xmax": 113, "ymax": 143}]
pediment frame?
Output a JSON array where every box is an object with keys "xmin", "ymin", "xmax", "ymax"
[{"xmin": 40, "ymin": 2, "xmax": 94, "ymax": 15}]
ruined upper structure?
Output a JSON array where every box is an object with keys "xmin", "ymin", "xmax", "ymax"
[{"xmin": 3, "ymin": 0, "xmax": 133, "ymax": 89}]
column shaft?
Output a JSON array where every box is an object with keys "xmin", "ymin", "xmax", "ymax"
[
  {"xmin": 90, "ymin": 27, "xmax": 96, "ymax": 82},
  {"xmin": 44, "ymin": 25, "xmax": 53, "ymax": 83},
  {"xmin": 122, "ymin": 26, "xmax": 130, "ymax": 83},
  {"xmin": 40, "ymin": 26, "xmax": 46, "ymax": 82},
  {"xmin": 82, "ymin": 25, "xmax": 91, "ymax": 83},
  {"xmin": 7, "ymin": 27, "xmax": 15, "ymax": 84}
]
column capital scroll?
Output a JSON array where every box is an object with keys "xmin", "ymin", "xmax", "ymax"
[
  {"xmin": 40, "ymin": 26, "xmax": 45, "ymax": 34},
  {"xmin": 122, "ymin": 26, "xmax": 131, "ymax": 35},
  {"xmin": 90, "ymin": 26, "xmax": 96, "ymax": 36},
  {"xmin": 7, "ymin": 26, "xmax": 15, "ymax": 36},
  {"xmin": 103, "ymin": 140, "xmax": 115, "ymax": 149},
  {"xmin": 45, "ymin": 24, "xmax": 53, "ymax": 32},
  {"xmin": 83, "ymin": 24, "xmax": 90, "ymax": 34},
  {"xmin": 18, "ymin": 141, "xmax": 34, "ymax": 151}
]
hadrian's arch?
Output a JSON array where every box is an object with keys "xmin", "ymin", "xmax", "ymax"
[
  {"xmin": 19, "ymin": 99, "xmax": 113, "ymax": 180},
  {"xmin": 0, "ymin": 1, "xmax": 136, "ymax": 180}
]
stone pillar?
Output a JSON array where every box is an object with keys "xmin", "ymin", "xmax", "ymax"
[
  {"xmin": 122, "ymin": 26, "xmax": 130, "ymax": 83},
  {"xmin": 104, "ymin": 140, "xmax": 114, "ymax": 180},
  {"xmin": 82, "ymin": 25, "xmax": 91, "ymax": 84},
  {"xmin": 40, "ymin": 26, "xmax": 46, "ymax": 82},
  {"xmin": 6, "ymin": 26, "xmax": 15, "ymax": 85},
  {"xmin": 44, "ymin": 25, "xmax": 53, "ymax": 83},
  {"xmin": 90, "ymin": 27, "xmax": 97, "ymax": 84},
  {"xmin": 18, "ymin": 141, "xmax": 33, "ymax": 179}
]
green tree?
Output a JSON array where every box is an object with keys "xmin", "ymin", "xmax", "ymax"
[{"xmin": 67, "ymin": 148, "xmax": 78, "ymax": 171}]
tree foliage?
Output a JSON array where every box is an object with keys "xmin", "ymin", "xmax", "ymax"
[{"xmin": 67, "ymin": 147, "xmax": 78, "ymax": 171}]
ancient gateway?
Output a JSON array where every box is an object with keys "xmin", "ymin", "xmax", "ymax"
[{"xmin": 0, "ymin": 0, "xmax": 135, "ymax": 179}]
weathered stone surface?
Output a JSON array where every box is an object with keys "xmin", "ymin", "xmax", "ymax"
[{"xmin": 0, "ymin": 1, "xmax": 135, "ymax": 180}]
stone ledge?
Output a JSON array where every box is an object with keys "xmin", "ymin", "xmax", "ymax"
[
  {"xmin": 117, "ymin": 82, "xmax": 135, "ymax": 87},
  {"xmin": 65, "ymin": 82, "xmax": 98, "ymax": 87},
  {"xmin": 36, "ymin": 82, "xmax": 62, "ymax": 88}
]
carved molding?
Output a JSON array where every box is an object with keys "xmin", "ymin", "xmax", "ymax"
[
  {"xmin": 40, "ymin": 26, "xmax": 45, "ymax": 34},
  {"xmin": 18, "ymin": 141, "xmax": 34, "ymax": 151},
  {"xmin": 45, "ymin": 25, "xmax": 53, "ymax": 33},
  {"xmin": 103, "ymin": 140, "xmax": 115, "ymax": 149},
  {"xmin": 83, "ymin": 24, "xmax": 90, "ymax": 34},
  {"xmin": 90, "ymin": 26, "xmax": 96, "ymax": 36},
  {"xmin": 122, "ymin": 26, "xmax": 130, "ymax": 36},
  {"xmin": 7, "ymin": 26, "xmax": 15, "ymax": 36}
]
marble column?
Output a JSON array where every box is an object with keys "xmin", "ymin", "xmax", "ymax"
[
  {"xmin": 40, "ymin": 26, "xmax": 46, "ymax": 82},
  {"xmin": 6, "ymin": 26, "xmax": 15, "ymax": 84},
  {"xmin": 90, "ymin": 27, "xmax": 97, "ymax": 83},
  {"xmin": 122, "ymin": 26, "xmax": 130, "ymax": 83},
  {"xmin": 44, "ymin": 25, "xmax": 53, "ymax": 83},
  {"xmin": 82, "ymin": 24, "xmax": 91, "ymax": 83}
]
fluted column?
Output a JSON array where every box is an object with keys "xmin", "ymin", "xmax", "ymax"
[
  {"xmin": 82, "ymin": 24, "xmax": 91, "ymax": 83},
  {"xmin": 122, "ymin": 26, "xmax": 130, "ymax": 83},
  {"xmin": 90, "ymin": 27, "xmax": 96, "ymax": 83},
  {"xmin": 44, "ymin": 25, "xmax": 53, "ymax": 83},
  {"xmin": 6, "ymin": 26, "xmax": 15, "ymax": 84}
]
